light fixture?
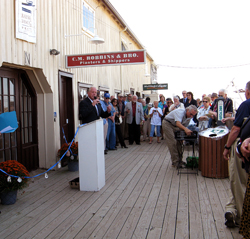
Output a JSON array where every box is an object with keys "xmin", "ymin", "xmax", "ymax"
[
  {"xmin": 65, "ymin": 28, "xmax": 105, "ymax": 45},
  {"xmin": 50, "ymin": 49, "xmax": 60, "ymax": 55},
  {"xmin": 89, "ymin": 32, "xmax": 105, "ymax": 45}
]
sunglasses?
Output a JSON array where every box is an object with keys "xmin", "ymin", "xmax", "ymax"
[
  {"xmin": 218, "ymin": 95, "xmax": 223, "ymax": 97},
  {"xmin": 203, "ymin": 101, "xmax": 208, "ymax": 103}
]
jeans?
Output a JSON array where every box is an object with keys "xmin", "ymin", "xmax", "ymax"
[
  {"xmin": 106, "ymin": 119, "xmax": 116, "ymax": 150},
  {"xmin": 150, "ymin": 125, "xmax": 161, "ymax": 137}
]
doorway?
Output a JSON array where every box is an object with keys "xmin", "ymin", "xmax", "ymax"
[
  {"xmin": 58, "ymin": 71, "xmax": 75, "ymax": 146},
  {"xmin": 0, "ymin": 67, "xmax": 38, "ymax": 171}
]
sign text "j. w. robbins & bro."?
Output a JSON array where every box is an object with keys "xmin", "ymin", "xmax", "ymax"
[{"xmin": 66, "ymin": 50, "xmax": 146, "ymax": 68}]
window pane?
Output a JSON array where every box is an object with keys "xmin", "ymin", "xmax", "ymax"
[
  {"xmin": 5, "ymin": 149, "xmax": 11, "ymax": 161},
  {"xmin": 10, "ymin": 96, "xmax": 15, "ymax": 111},
  {"xmin": 4, "ymin": 133, "xmax": 10, "ymax": 149},
  {"xmin": 0, "ymin": 77, "xmax": 2, "ymax": 94},
  {"xmin": 11, "ymin": 148, "xmax": 17, "ymax": 161},
  {"xmin": 0, "ymin": 135, "xmax": 3, "ymax": 149},
  {"xmin": 29, "ymin": 112, "xmax": 32, "ymax": 126},
  {"xmin": 28, "ymin": 97, "xmax": 31, "ymax": 111},
  {"xmin": 23, "ymin": 96, "xmax": 27, "ymax": 111},
  {"xmin": 0, "ymin": 96, "xmax": 2, "ymax": 113},
  {"xmin": 4, "ymin": 96, "xmax": 8, "ymax": 112},
  {"xmin": 83, "ymin": 2, "xmax": 94, "ymax": 34},
  {"xmin": 10, "ymin": 79, "xmax": 14, "ymax": 95},
  {"xmin": 24, "ymin": 112, "xmax": 28, "ymax": 127},
  {"xmin": 21, "ymin": 113, "xmax": 24, "ymax": 128},
  {"xmin": 0, "ymin": 151, "xmax": 4, "ymax": 163},
  {"xmin": 29, "ymin": 127, "xmax": 33, "ymax": 142},
  {"xmin": 3, "ymin": 78, "xmax": 8, "ymax": 95},
  {"xmin": 25, "ymin": 128, "xmax": 28, "ymax": 143},
  {"xmin": 11, "ymin": 132, "xmax": 16, "ymax": 147}
]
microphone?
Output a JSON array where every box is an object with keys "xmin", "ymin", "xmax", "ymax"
[{"xmin": 94, "ymin": 96, "xmax": 101, "ymax": 105}]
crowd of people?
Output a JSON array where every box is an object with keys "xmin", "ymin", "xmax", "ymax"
[{"xmin": 79, "ymin": 85, "xmax": 250, "ymax": 238}]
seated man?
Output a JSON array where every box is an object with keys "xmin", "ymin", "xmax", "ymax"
[{"xmin": 162, "ymin": 105, "xmax": 198, "ymax": 167}]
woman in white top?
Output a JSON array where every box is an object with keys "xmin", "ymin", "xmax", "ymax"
[
  {"xmin": 197, "ymin": 96, "xmax": 211, "ymax": 130},
  {"xmin": 149, "ymin": 101, "xmax": 163, "ymax": 144},
  {"xmin": 169, "ymin": 96, "xmax": 185, "ymax": 112}
]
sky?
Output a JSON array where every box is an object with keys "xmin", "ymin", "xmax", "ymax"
[{"xmin": 109, "ymin": 0, "xmax": 250, "ymax": 109}]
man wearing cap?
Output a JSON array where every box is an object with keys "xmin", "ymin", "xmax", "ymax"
[
  {"xmin": 125, "ymin": 95, "xmax": 144, "ymax": 145},
  {"xmin": 101, "ymin": 93, "xmax": 116, "ymax": 150}
]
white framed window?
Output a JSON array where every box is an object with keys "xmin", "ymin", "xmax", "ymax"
[
  {"xmin": 121, "ymin": 38, "xmax": 128, "ymax": 51},
  {"xmin": 82, "ymin": 1, "xmax": 95, "ymax": 35}
]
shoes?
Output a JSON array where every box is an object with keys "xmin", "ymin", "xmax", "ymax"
[
  {"xmin": 129, "ymin": 143, "xmax": 133, "ymax": 145},
  {"xmin": 161, "ymin": 137, "xmax": 164, "ymax": 140},
  {"xmin": 109, "ymin": 148, "xmax": 117, "ymax": 151},
  {"xmin": 225, "ymin": 211, "xmax": 238, "ymax": 228},
  {"xmin": 121, "ymin": 145, "xmax": 128, "ymax": 148},
  {"xmin": 149, "ymin": 141, "xmax": 152, "ymax": 144},
  {"xmin": 104, "ymin": 150, "xmax": 108, "ymax": 155},
  {"xmin": 136, "ymin": 143, "xmax": 141, "ymax": 145},
  {"xmin": 157, "ymin": 141, "xmax": 161, "ymax": 143}
]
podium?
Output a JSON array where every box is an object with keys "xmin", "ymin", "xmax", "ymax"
[{"xmin": 78, "ymin": 119, "xmax": 105, "ymax": 191}]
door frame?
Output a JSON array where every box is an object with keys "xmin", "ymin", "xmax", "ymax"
[{"xmin": 58, "ymin": 71, "xmax": 75, "ymax": 146}]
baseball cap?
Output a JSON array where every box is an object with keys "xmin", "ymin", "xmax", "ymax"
[
  {"xmin": 104, "ymin": 93, "xmax": 110, "ymax": 99},
  {"xmin": 148, "ymin": 103, "xmax": 153, "ymax": 107}
]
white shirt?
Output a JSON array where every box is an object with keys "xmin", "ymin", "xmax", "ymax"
[{"xmin": 149, "ymin": 107, "xmax": 163, "ymax": 126}]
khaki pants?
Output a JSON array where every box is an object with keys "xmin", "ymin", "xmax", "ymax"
[
  {"xmin": 225, "ymin": 140, "xmax": 248, "ymax": 223},
  {"xmin": 162, "ymin": 120, "xmax": 182, "ymax": 165},
  {"xmin": 143, "ymin": 119, "xmax": 151, "ymax": 140}
]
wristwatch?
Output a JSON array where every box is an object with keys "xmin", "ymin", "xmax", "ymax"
[{"xmin": 224, "ymin": 144, "xmax": 231, "ymax": 150}]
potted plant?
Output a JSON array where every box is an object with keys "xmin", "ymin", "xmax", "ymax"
[
  {"xmin": 57, "ymin": 142, "xmax": 79, "ymax": 171},
  {"xmin": 0, "ymin": 160, "xmax": 30, "ymax": 205}
]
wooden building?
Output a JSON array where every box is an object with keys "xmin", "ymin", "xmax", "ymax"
[{"xmin": 0, "ymin": 0, "xmax": 157, "ymax": 171}]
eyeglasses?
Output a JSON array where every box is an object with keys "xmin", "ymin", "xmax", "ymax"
[{"xmin": 203, "ymin": 101, "xmax": 208, "ymax": 103}]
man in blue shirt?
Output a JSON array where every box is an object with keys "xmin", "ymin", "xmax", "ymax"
[{"xmin": 223, "ymin": 81, "xmax": 250, "ymax": 228}]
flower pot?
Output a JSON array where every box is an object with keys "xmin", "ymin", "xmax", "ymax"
[
  {"xmin": 0, "ymin": 190, "xmax": 17, "ymax": 205},
  {"xmin": 68, "ymin": 161, "xmax": 79, "ymax": 172}
]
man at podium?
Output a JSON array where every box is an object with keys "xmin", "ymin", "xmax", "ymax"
[{"xmin": 79, "ymin": 87, "xmax": 111, "ymax": 124}]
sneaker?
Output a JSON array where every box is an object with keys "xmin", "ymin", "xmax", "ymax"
[{"xmin": 225, "ymin": 211, "xmax": 236, "ymax": 228}]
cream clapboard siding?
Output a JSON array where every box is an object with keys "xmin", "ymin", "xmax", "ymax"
[{"xmin": 0, "ymin": 0, "xmax": 154, "ymax": 167}]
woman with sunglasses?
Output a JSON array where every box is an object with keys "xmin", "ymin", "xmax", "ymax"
[{"xmin": 197, "ymin": 96, "xmax": 211, "ymax": 130}]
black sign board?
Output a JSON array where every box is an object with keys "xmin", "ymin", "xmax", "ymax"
[{"xmin": 143, "ymin": 83, "xmax": 168, "ymax": 90}]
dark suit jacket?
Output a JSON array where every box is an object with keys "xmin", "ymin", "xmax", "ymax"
[
  {"xmin": 184, "ymin": 99, "xmax": 197, "ymax": 108},
  {"xmin": 180, "ymin": 98, "xmax": 187, "ymax": 104},
  {"xmin": 79, "ymin": 97, "xmax": 110, "ymax": 124},
  {"xmin": 118, "ymin": 100, "xmax": 125, "ymax": 116}
]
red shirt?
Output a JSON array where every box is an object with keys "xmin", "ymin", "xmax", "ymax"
[{"xmin": 132, "ymin": 102, "xmax": 136, "ymax": 117}]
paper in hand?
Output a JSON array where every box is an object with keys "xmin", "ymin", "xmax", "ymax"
[{"xmin": 0, "ymin": 111, "xmax": 18, "ymax": 133}]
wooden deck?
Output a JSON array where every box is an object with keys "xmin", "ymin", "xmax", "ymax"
[{"xmin": 0, "ymin": 140, "xmax": 242, "ymax": 239}]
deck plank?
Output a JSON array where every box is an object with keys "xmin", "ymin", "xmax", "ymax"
[{"xmin": 0, "ymin": 140, "xmax": 241, "ymax": 239}]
